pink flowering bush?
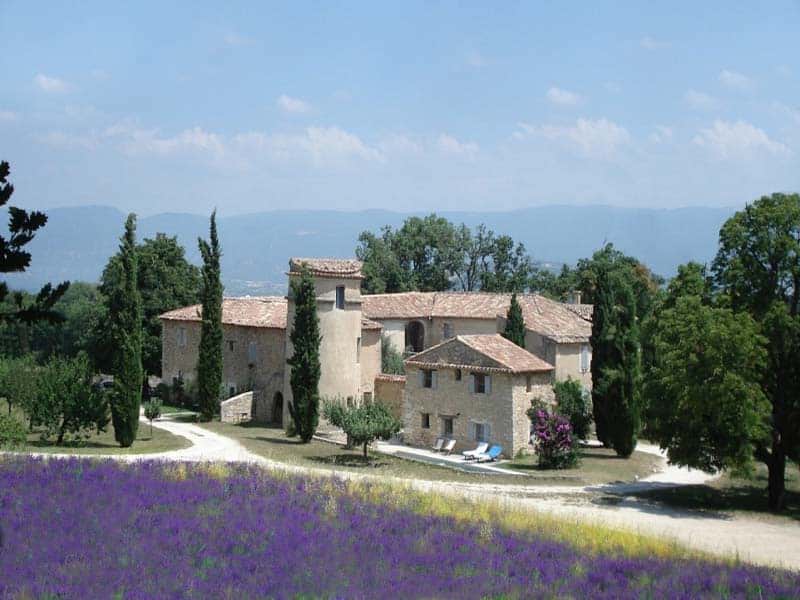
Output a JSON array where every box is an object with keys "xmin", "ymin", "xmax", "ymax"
[{"xmin": 530, "ymin": 407, "xmax": 579, "ymax": 469}]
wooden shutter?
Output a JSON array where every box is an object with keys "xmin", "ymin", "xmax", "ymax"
[
  {"xmin": 468, "ymin": 374, "xmax": 475, "ymax": 394},
  {"xmin": 485, "ymin": 422, "xmax": 492, "ymax": 441},
  {"xmin": 432, "ymin": 371, "xmax": 438, "ymax": 390},
  {"xmin": 485, "ymin": 375, "xmax": 492, "ymax": 394},
  {"xmin": 418, "ymin": 369, "xmax": 425, "ymax": 387}
]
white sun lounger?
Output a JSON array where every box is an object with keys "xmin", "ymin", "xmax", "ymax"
[
  {"xmin": 431, "ymin": 437, "xmax": 445, "ymax": 452},
  {"xmin": 462, "ymin": 442, "xmax": 489, "ymax": 460},
  {"xmin": 441, "ymin": 439, "xmax": 457, "ymax": 455}
]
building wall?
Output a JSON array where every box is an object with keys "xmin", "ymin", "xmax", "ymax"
[
  {"xmin": 359, "ymin": 328, "xmax": 382, "ymax": 400},
  {"xmin": 283, "ymin": 275, "xmax": 364, "ymax": 425},
  {"xmin": 374, "ymin": 375, "xmax": 405, "ymax": 419},
  {"xmin": 427, "ymin": 317, "xmax": 500, "ymax": 347},
  {"xmin": 402, "ymin": 365, "xmax": 553, "ymax": 458},
  {"xmin": 524, "ymin": 331, "xmax": 592, "ymax": 390},
  {"xmin": 161, "ymin": 319, "xmax": 285, "ymax": 421},
  {"xmin": 379, "ymin": 319, "xmax": 408, "ymax": 354}
]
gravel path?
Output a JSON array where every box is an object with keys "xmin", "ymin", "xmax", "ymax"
[{"xmin": 14, "ymin": 414, "xmax": 800, "ymax": 571}]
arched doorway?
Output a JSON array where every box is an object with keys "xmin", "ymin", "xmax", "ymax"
[
  {"xmin": 272, "ymin": 392, "xmax": 283, "ymax": 425},
  {"xmin": 405, "ymin": 320, "xmax": 425, "ymax": 353}
]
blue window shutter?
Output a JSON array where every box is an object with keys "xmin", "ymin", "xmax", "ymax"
[
  {"xmin": 468, "ymin": 374, "xmax": 475, "ymax": 394},
  {"xmin": 432, "ymin": 371, "xmax": 438, "ymax": 389},
  {"xmin": 486, "ymin": 375, "xmax": 492, "ymax": 394},
  {"xmin": 418, "ymin": 369, "xmax": 424, "ymax": 387}
]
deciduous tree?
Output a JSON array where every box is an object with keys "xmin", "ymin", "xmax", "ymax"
[{"xmin": 322, "ymin": 400, "xmax": 401, "ymax": 458}]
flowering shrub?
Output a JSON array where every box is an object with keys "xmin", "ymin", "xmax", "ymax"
[
  {"xmin": 530, "ymin": 408, "xmax": 579, "ymax": 469},
  {"xmin": 1, "ymin": 457, "xmax": 798, "ymax": 598}
]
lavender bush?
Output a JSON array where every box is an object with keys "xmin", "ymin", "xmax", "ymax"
[
  {"xmin": 1, "ymin": 457, "xmax": 798, "ymax": 599},
  {"xmin": 530, "ymin": 408, "xmax": 579, "ymax": 469}
]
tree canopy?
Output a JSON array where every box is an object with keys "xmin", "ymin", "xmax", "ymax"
[{"xmin": 323, "ymin": 400, "xmax": 401, "ymax": 458}]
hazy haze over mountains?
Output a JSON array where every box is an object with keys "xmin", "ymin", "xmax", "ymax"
[{"xmin": 7, "ymin": 205, "xmax": 735, "ymax": 295}]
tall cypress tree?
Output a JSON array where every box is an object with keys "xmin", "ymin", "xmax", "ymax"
[
  {"xmin": 590, "ymin": 262, "xmax": 613, "ymax": 447},
  {"xmin": 196, "ymin": 210, "xmax": 223, "ymax": 422},
  {"xmin": 287, "ymin": 266, "xmax": 321, "ymax": 443},
  {"xmin": 502, "ymin": 292, "xmax": 526, "ymax": 348},
  {"xmin": 109, "ymin": 214, "xmax": 143, "ymax": 447}
]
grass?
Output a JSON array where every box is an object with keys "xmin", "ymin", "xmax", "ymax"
[
  {"xmin": 6, "ymin": 406, "xmax": 191, "ymax": 455},
  {"xmin": 198, "ymin": 420, "xmax": 664, "ymax": 487},
  {"xmin": 633, "ymin": 461, "xmax": 800, "ymax": 521},
  {"xmin": 508, "ymin": 444, "xmax": 665, "ymax": 485}
]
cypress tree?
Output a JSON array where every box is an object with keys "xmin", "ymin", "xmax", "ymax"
[
  {"xmin": 196, "ymin": 210, "xmax": 223, "ymax": 422},
  {"xmin": 502, "ymin": 292, "xmax": 526, "ymax": 348},
  {"xmin": 287, "ymin": 266, "xmax": 321, "ymax": 443},
  {"xmin": 590, "ymin": 261, "xmax": 613, "ymax": 447},
  {"xmin": 109, "ymin": 214, "xmax": 143, "ymax": 447}
]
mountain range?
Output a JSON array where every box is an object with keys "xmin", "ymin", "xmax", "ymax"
[{"xmin": 6, "ymin": 205, "xmax": 737, "ymax": 295}]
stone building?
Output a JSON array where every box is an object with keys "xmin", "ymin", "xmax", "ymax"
[
  {"xmin": 362, "ymin": 291, "xmax": 592, "ymax": 389},
  {"xmin": 403, "ymin": 334, "xmax": 555, "ymax": 457}
]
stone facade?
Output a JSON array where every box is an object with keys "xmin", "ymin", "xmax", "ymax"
[
  {"xmin": 374, "ymin": 374, "xmax": 406, "ymax": 419},
  {"xmin": 403, "ymin": 365, "xmax": 553, "ymax": 458},
  {"xmin": 525, "ymin": 330, "xmax": 592, "ymax": 389},
  {"xmin": 221, "ymin": 391, "xmax": 255, "ymax": 423}
]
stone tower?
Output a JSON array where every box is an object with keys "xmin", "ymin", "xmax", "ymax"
[{"xmin": 282, "ymin": 258, "xmax": 365, "ymax": 426}]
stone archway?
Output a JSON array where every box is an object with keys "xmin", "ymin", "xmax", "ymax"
[
  {"xmin": 405, "ymin": 320, "xmax": 425, "ymax": 353},
  {"xmin": 272, "ymin": 392, "xmax": 283, "ymax": 425}
]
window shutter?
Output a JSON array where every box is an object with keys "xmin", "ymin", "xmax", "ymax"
[
  {"xmin": 432, "ymin": 371, "xmax": 438, "ymax": 389},
  {"xmin": 485, "ymin": 423, "xmax": 491, "ymax": 441},
  {"xmin": 486, "ymin": 375, "xmax": 492, "ymax": 394},
  {"xmin": 468, "ymin": 374, "xmax": 475, "ymax": 394},
  {"xmin": 418, "ymin": 370, "xmax": 424, "ymax": 387}
]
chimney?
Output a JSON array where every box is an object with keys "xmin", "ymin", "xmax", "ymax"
[{"xmin": 567, "ymin": 290, "xmax": 581, "ymax": 305}]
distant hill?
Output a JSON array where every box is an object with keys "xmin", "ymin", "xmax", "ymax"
[{"xmin": 5, "ymin": 205, "xmax": 736, "ymax": 295}]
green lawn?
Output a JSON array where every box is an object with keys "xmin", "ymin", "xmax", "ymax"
[
  {"xmin": 633, "ymin": 462, "xmax": 800, "ymax": 520},
  {"xmin": 198, "ymin": 420, "xmax": 664, "ymax": 486},
  {"xmin": 6, "ymin": 407, "xmax": 191, "ymax": 456}
]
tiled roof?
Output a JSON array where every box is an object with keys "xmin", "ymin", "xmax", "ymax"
[
  {"xmin": 375, "ymin": 373, "xmax": 406, "ymax": 383},
  {"xmin": 159, "ymin": 297, "xmax": 287, "ymax": 329},
  {"xmin": 360, "ymin": 317, "xmax": 383, "ymax": 331},
  {"xmin": 405, "ymin": 334, "xmax": 553, "ymax": 374},
  {"xmin": 362, "ymin": 291, "xmax": 591, "ymax": 343},
  {"xmin": 564, "ymin": 303, "xmax": 594, "ymax": 320},
  {"xmin": 289, "ymin": 257, "xmax": 363, "ymax": 279}
]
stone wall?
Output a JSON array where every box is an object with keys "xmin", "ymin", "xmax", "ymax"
[
  {"xmin": 374, "ymin": 374, "xmax": 405, "ymax": 419},
  {"xmin": 526, "ymin": 330, "xmax": 591, "ymax": 389},
  {"xmin": 359, "ymin": 328, "xmax": 382, "ymax": 400},
  {"xmin": 403, "ymin": 365, "xmax": 553, "ymax": 458},
  {"xmin": 221, "ymin": 391, "xmax": 254, "ymax": 423}
]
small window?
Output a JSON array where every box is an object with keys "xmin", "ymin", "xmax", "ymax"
[
  {"xmin": 228, "ymin": 384, "xmax": 236, "ymax": 397},
  {"xmin": 473, "ymin": 422, "xmax": 489, "ymax": 442},
  {"xmin": 421, "ymin": 413, "xmax": 430, "ymax": 429},
  {"xmin": 335, "ymin": 286, "xmax": 345, "ymax": 310},
  {"xmin": 473, "ymin": 373, "xmax": 487, "ymax": 394},
  {"xmin": 580, "ymin": 344, "xmax": 590, "ymax": 373},
  {"xmin": 526, "ymin": 375, "xmax": 532, "ymax": 392},
  {"xmin": 356, "ymin": 337, "xmax": 361, "ymax": 364},
  {"xmin": 228, "ymin": 340, "xmax": 235, "ymax": 352},
  {"xmin": 363, "ymin": 391, "xmax": 372, "ymax": 404},
  {"xmin": 442, "ymin": 322, "xmax": 453, "ymax": 340},
  {"xmin": 177, "ymin": 327, "xmax": 187, "ymax": 348},
  {"xmin": 423, "ymin": 369, "xmax": 434, "ymax": 388},
  {"xmin": 248, "ymin": 341, "xmax": 257, "ymax": 363},
  {"xmin": 442, "ymin": 417, "xmax": 454, "ymax": 437},
  {"xmin": 454, "ymin": 369, "xmax": 462, "ymax": 381}
]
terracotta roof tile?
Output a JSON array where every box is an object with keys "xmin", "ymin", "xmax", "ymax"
[
  {"xmin": 289, "ymin": 257, "xmax": 363, "ymax": 279},
  {"xmin": 360, "ymin": 317, "xmax": 383, "ymax": 331},
  {"xmin": 363, "ymin": 291, "xmax": 591, "ymax": 343},
  {"xmin": 375, "ymin": 373, "xmax": 406, "ymax": 383},
  {"xmin": 160, "ymin": 297, "xmax": 287, "ymax": 329},
  {"xmin": 406, "ymin": 334, "xmax": 553, "ymax": 374}
]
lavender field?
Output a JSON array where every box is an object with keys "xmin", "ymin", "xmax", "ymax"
[{"xmin": 0, "ymin": 458, "xmax": 797, "ymax": 599}]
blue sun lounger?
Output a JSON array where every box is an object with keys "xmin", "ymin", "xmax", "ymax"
[{"xmin": 476, "ymin": 445, "xmax": 503, "ymax": 463}]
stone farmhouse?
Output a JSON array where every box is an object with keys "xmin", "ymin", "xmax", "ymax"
[{"xmin": 160, "ymin": 257, "xmax": 593, "ymax": 456}]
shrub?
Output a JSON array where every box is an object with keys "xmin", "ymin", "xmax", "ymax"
[
  {"xmin": 530, "ymin": 408, "xmax": 578, "ymax": 469},
  {"xmin": 381, "ymin": 336, "xmax": 405, "ymax": 375},
  {"xmin": 553, "ymin": 378, "xmax": 593, "ymax": 440},
  {"xmin": 144, "ymin": 399, "xmax": 162, "ymax": 437},
  {"xmin": 155, "ymin": 382, "xmax": 171, "ymax": 405},
  {"xmin": 0, "ymin": 413, "xmax": 26, "ymax": 449}
]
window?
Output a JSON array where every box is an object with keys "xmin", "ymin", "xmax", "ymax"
[
  {"xmin": 177, "ymin": 327, "xmax": 187, "ymax": 348},
  {"xmin": 335, "ymin": 286, "xmax": 345, "ymax": 310},
  {"xmin": 471, "ymin": 373, "xmax": 490, "ymax": 394},
  {"xmin": 580, "ymin": 344, "xmax": 590, "ymax": 373},
  {"xmin": 526, "ymin": 375, "xmax": 532, "ymax": 392},
  {"xmin": 441, "ymin": 417, "xmax": 454, "ymax": 437},
  {"xmin": 248, "ymin": 341, "xmax": 257, "ymax": 363},
  {"xmin": 356, "ymin": 337, "xmax": 361, "ymax": 364},
  {"xmin": 454, "ymin": 369, "xmax": 462, "ymax": 381},
  {"xmin": 363, "ymin": 391, "xmax": 373, "ymax": 404},
  {"xmin": 421, "ymin": 413, "xmax": 430, "ymax": 429},
  {"xmin": 422, "ymin": 369, "xmax": 437, "ymax": 389},
  {"xmin": 228, "ymin": 340, "xmax": 235, "ymax": 352},
  {"xmin": 228, "ymin": 383, "xmax": 236, "ymax": 397},
  {"xmin": 471, "ymin": 422, "xmax": 490, "ymax": 442},
  {"xmin": 442, "ymin": 322, "xmax": 453, "ymax": 339}
]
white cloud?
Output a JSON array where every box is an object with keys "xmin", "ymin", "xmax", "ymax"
[
  {"xmin": 640, "ymin": 36, "xmax": 669, "ymax": 50},
  {"xmin": 546, "ymin": 87, "xmax": 582, "ymax": 107},
  {"xmin": 517, "ymin": 118, "xmax": 630, "ymax": 157},
  {"xmin": 277, "ymin": 94, "xmax": 312, "ymax": 114},
  {"xmin": 0, "ymin": 110, "xmax": 19, "ymax": 122},
  {"xmin": 684, "ymin": 89, "xmax": 718, "ymax": 111},
  {"xmin": 437, "ymin": 134, "xmax": 479, "ymax": 158},
  {"xmin": 34, "ymin": 74, "xmax": 71, "ymax": 93},
  {"xmin": 377, "ymin": 134, "xmax": 424, "ymax": 156},
  {"xmin": 649, "ymin": 125, "xmax": 673, "ymax": 144},
  {"xmin": 718, "ymin": 69, "xmax": 753, "ymax": 91},
  {"xmin": 693, "ymin": 120, "xmax": 790, "ymax": 159}
]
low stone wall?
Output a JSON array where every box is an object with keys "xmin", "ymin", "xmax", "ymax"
[
  {"xmin": 221, "ymin": 391, "xmax": 254, "ymax": 424},
  {"xmin": 374, "ymin": 374, "xmax": 405, "ymax": 419}
]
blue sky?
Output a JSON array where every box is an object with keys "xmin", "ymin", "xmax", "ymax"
[{"xmin": 1, "ymin": 1, "xmax": 799, "ymax": 215}]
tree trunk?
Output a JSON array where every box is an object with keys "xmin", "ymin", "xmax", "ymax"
[
  {"xmin": 768, "ymin": 441, "xmax": 786, "ymax": 511},
  {"xmin": 363, "ymin": 441, "xmax": 369, "ymax": 458}
]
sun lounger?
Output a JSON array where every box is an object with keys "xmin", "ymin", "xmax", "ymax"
[
  {"xmin": 441, "ymin": 439, "xmax": 457, "ymax": 455},
  {"xmin": 462, "ymin": 442, "xmax": 489, "ymax": 460},
  {"xmin": 476, "ymin": 445, "xmax": 503, "ymax": 463},
  {"xmin": 431, "ymin": 437, "xmax": 444, "ymax": 452}
]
